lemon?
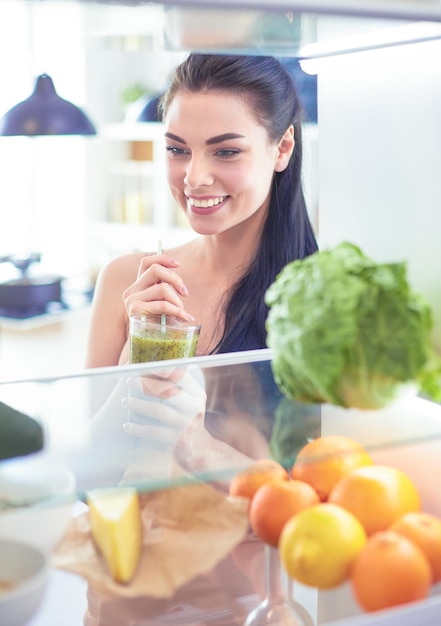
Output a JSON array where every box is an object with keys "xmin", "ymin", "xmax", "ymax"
[
  {"xmin": 279, "ymin": 503, "xmax": 367, "ymax": 589},
  {"xmin": 87, "ymin": 487, "xmax": 143, "ymax": 584}
]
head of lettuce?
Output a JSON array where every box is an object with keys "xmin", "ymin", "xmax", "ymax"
[{"xmin": 265, "ymin": 242, "xmax": 441, "ymax": 410}]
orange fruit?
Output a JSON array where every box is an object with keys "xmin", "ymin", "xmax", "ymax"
[
  {"xmin": 329, "ymin": 464, "xmax": 421, "ymax": 535},
  {"xmin": 291, "ymin": 435, "xmax": 373, "ymax": 501},
  {"xmin": 279, "ymin": 502, "xmax": 367, "ymax": 589},
  {"xmin": 229, "ymin": 459, "xmax": 288, "ymax": 503},
  {"xmin": 351, "ymin": 530, "xmax": 431, "ymax": 612},
  {"xmin": 249, "ymin": 479, "xmax": 320, "ymax": 547},
  {"xmin": 390, "ymin": 511, "xmax": 441, "ymax": 583}
]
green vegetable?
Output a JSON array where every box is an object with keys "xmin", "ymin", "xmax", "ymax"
[
  {"xmin": 0, "ymin": 401, "xmax": 44, "ymax": 461},
  {"xmin": 265, "ymin": 242, "xmax": 441, "ymax": 409}
]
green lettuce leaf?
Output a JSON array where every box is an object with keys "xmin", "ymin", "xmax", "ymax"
[{"xmin": 265, "ymin": 242, "xmax": 441, "ymax": 409}]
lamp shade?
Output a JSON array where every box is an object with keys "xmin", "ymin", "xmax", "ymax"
[
  {"xmin": 136, "ymin": 94, "xmax": 163, "ymax": 122},
  {"xmin": 0, "ymin": 74, "xmax": 96, "ymax": 136}
]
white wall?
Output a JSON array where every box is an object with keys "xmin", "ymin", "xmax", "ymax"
[{"xmin": 316, "ymin": 23, "xmax": 441, "ymax": 350}]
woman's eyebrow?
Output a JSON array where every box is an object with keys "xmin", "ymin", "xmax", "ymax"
[
  {"xmin": 206, "ymin": 133, "xmax": 245, "ymax": 145},
  {"xmin": 164, "ymin": 131, "xmax": 245, "ymax": 145},
  {"xmin": 165, "ymin": 132, "xmax": 185, "ymax": 143}
]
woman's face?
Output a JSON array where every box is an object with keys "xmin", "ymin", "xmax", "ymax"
[{"xmin": 164, "ymin": 90, "xmax": 292, "ymax": 236}]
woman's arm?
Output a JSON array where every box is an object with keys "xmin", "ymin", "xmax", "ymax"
[
  {"xmin": 85, "ymin": 251, "xmax": 194, "ymax": 368},
  {"xmin": 85, "ymin": 255, "xmax": 138, "ymax": 368}
]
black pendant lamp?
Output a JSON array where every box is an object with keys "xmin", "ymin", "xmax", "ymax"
[
  {"xmin": 0, "ymin": 73, "xmax": 96, "ymax": 136},
  {"xmin": 136, "ymin": 93, "xmax": 163, "ymax": 122}
]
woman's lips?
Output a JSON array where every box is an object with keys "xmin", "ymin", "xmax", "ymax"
[{"xmin": 187, "ymin": 195, "xmax": 228, "ymax": 214}]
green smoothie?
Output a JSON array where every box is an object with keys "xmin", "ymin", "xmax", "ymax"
[{"xmin": 130, "ymin": 324, "xmax": 200, "ymax": 363}]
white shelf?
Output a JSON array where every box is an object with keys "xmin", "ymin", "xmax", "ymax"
[{"xmin": 0, "ymin": 305, "xmax": 90, "ymax": 332}]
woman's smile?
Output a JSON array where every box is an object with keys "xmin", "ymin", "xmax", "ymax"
[{"xmin": 187, "ymin": 195, "xmax": 229, "ymax": 214}]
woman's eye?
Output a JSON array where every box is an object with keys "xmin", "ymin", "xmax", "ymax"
[
  {"xmin": 165, "ymin": 145, "xmax": 187, "ymax": 156},
  {"xmin": 216, "ymin": 149, "xmax": 240, "ymax": 159}
]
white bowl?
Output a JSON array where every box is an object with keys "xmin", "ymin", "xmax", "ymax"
[
  {"xmin": 0, "ymin": 538, "xmax": 49, "ymax": 626},
  {"xmin": 0, "ymin": 456, "xmax": 76, "ymax": 553}
]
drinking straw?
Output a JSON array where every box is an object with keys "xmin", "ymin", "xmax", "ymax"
[{"xmin": 157, "ymin": 239, "xmax": 167, "ymax": 331}]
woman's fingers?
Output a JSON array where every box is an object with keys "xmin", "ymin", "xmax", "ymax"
[
  {"xmin": 122, "ymin": 369, "xmax": 207, "ymax": 445},
  {"xmin": 128, "ymin": 370, "xmax": 183, "ymax": 398},
  {"xmin": 136, "ymin": 254, "xmax": 179, "ymax": 278},
  {"xmin": 179, "ymin": 368, "xmax": 207, "ymax": 397},
  {"xmin": 123, "ymin": 421, "xmax": 180, "ymax": 447},
  {"xmin": 135, "ymin": 257, "xmax": 188, "ymax": 297},
  {"xmin": 125, "ymin": 297, "xmax": 188, "ymax": 321},
  {"xmin": 123, "ymin": 255, "xmax": 194, "ymax": 321},
  {"xmin": 141, "ymin": 376, "xmax": 182, "ymax": 399},
  {"xmin": 124, "ymin": 396, "xmax": 188, "ymax": 429},
  {"xmin": 125, "ymin": 281, "xmax": 183, "ymax": 309},
  {"xmin": 124, "ymin": 378, "xmax": 206, "ymax": 423},
  {"xmin": 128, "ymin": 367, "xmax": 203, "ymax": 400}
]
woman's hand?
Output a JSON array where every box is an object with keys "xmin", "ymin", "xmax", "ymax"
[
  {"xmin": 122, "ymin": 366, "xmax": 207, "ymax": 449},
  {"xmin": 122, "ymin": 253, "xmax": 195, "ymax": 323},
  {"xmin": 172, "ymin": 413, "xmax": 262, "ymax": 481}
]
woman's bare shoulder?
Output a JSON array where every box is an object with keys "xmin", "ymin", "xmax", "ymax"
[
  {"xmin": 103, "ymin": 250, "xmax": 153, "ymax": 274},
  {"xmin": 98, "ymin": 238, "xmax": 199, "ymax": 284},
  {"xmin": 95, "ymin": 251, "xmax": 153, "ymax": 292}
]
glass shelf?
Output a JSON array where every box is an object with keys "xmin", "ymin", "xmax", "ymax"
[
  {"xmin": 70, "ymin": 0, "xmax": 441, "ymax": 24},
  {"xmin": 1, "ymin": 348, "xmax": 441, "ymax": 498},
  {"xmin": 160, "ymin": 3, "xmax": 441, "ymax": 62},
  {"xmin": 18, "ymin": 0, "xmax": 441, "ymax": 58}
]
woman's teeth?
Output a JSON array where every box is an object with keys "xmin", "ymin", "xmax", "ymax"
[{"xmin": 189, "ymin": 196, "xmax": 226, "ymax": 208}]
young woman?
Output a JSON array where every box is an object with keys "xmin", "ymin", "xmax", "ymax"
[{"xmin": 85, "ymin": 53, "xmax": 318, "ymax": 368}]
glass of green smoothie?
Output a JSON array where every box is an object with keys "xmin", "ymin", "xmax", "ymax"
[{"xmin": 129, "ymin": 314, "xmax": 201, "ymax": 364}]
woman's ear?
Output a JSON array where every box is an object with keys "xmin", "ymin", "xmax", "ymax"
[{"xmin": 274, "ymin": 125, "xmax": 295, "ymax": 172}]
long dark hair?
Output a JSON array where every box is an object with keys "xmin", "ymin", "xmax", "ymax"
[{"xmin": 161, "ymin": 54, "xmax": 318, "ymax": 353}]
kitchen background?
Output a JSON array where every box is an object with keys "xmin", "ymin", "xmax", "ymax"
[{"xmin": 0, "ymin": 0, "xmax": 440, "ymax": 381}]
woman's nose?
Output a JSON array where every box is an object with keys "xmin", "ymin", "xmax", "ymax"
[{"xmin": 184, "ymin": 155, "xmax": 214, "ymax": 188}]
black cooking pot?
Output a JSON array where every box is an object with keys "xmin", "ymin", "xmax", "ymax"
[{"xmin": 0, "ymin": 275, "xmax": 63, "ymax": 311}]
